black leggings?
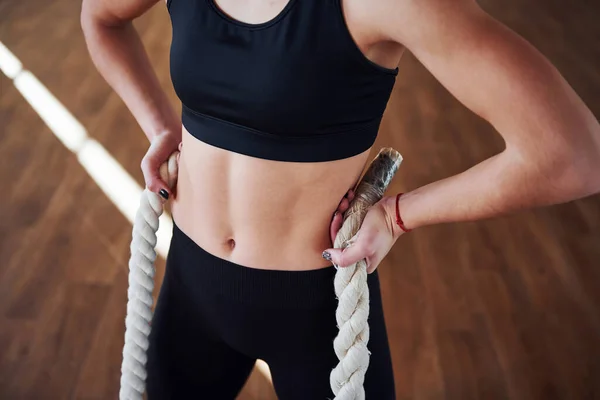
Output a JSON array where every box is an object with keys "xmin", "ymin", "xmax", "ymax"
[{"xmin": 147, "ymin": 223, "xmax": 396, "ymax": 399}]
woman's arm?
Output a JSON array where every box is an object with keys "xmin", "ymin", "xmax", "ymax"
[
  {"xmin": 81, "ymin": 0, "xmax": 181, "ymax": 196},
  {"xmin": 372, "ymin": 0, "xmax": 600, "ymax": 231},
  {"xmin": 81, "ymin": 0, "xmax": 179, "ymax": 142}
]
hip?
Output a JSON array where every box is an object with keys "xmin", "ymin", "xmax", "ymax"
[{"xmin": 147, "ymin": 223, "xmax": 395, "ymax": 399}]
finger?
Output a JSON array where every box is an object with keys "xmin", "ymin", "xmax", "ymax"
[
  {"xmin": 141, "ymin": 158, "xmax": 171, "ymax": 199},
  {"xmin": 145, "ymin": 143, "xmax": 179, "ymax": 195},
  {"xmin": 330, "ymin": 212, "xmax": 343, "ymax": 243},
  {"xmin": 347, "ymin": 189, "xmax": 355, "ymax": 201},
  {"xmin": 323, "ymin": 233, "xmax": 372, "ymax": 268},
  {"xmin": 336, "ymin": 197, "xmax": 350, "ymax": 213},
  {"xmin": 146, "ymin": 173, "xmax": 171, "ymax": 200},
  {"xmin": 336, "ymin": 190, "xmax": 354, "ymax": 214}
]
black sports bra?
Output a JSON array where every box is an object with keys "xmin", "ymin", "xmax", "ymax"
[{"xmin": 168, "ymin": 0, "xmax": 398, "ymax": 162}]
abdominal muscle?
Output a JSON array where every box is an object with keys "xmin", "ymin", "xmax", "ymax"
[{"xmin": 170, "ymin": 127, "xmax": 371, "ymax": 271}]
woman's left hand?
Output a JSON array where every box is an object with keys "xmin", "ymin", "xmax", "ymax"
[{"xmin": 323, "ymin": 196, "xmax": 403, "ymax": 274}]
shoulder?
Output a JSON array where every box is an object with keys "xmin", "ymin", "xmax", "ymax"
[{"xmin": 345, "ymin": 0, "xmax": 483, "ymax": 46}]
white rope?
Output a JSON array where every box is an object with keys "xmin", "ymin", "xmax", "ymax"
[
  {"xmin": 119, "ymin": 152, "xmax": 179, "ymax": 400},
  {"xmin": 330, "ymin": 253, "xmax": 370, "ymax": 400},
  {"xmin": 330, "ymin": 148, "xmax": 402, "ymax": 400}
]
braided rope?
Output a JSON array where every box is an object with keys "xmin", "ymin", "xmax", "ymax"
[
  {"xmin": 330, "ymin": 148, "xmax": 402, "ymax": 400},
  {"xmin": 119, "ymin": 152, "xmax": 179, "ymax": 400},
  {"xmin": 330, "ymin": 256, "xmax": 370, "ymax": 400}
]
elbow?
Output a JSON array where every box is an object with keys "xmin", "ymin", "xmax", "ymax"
[
  {"xmin": 567, "ymin": 162, "xmax": 600, "ymax": 200},
  {"xmin": 578, "ymin": 158, "xmax": 600, "ymax": 198},
  {"xmin": 80, "ymin": 0, "xmax": 127, "ymax": 38},
  {"xmin": 566, "ymin": 127, "xmax": 600, "ymax": 199},
  {"xmin": 539, "ymin": 143, "xmax": 600, "ymax": 203},
  {"xmin": 550, "ymin": 106, "xmax": 600, "ymax": 201}
]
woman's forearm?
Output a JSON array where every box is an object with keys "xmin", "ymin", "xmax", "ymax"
[
  {"xmin": 81, "ymin": 12, "xmax": 180, "ymax": 142},
  {"xmin": 386, "ymin": 144, "xmax": 600, "ymax": 231}
]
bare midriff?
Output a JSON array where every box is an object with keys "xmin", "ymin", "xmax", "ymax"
[{"xmin": 171, "ymin": 127, "xmax": 371, "ymax": 271}]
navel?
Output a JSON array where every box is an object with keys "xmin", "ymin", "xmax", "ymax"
[{"xmin": 226, "ymin": 238, "xmax": 236, "ymax": 250}]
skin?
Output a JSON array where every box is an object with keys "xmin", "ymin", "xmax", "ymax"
[{"xmin": 80, "ymin": 0, "xmax": 600, "ymax": 273}]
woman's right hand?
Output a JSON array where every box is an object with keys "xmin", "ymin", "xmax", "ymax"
[{"xmin": 140, "ymin": 131, "xmax": 181, "ymax": 200}]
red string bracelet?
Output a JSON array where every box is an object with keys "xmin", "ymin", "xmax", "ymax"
[{"xmin": 395, "ymin": 193, "xmax": 412, "ymax": 233}]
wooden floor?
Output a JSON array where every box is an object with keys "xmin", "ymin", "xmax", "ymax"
[{"xmin": 1, "ymin": 0, "xmax": 599, "ymax": 398}]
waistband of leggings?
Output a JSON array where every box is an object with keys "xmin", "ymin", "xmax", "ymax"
[{"xmin": 169, "ymin": 221, "xmax": 341, "ymax": 308}]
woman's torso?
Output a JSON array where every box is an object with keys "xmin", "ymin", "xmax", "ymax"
[{"xmin": 169, "ymin": 0, "xmax": 404, "ymax": 271}]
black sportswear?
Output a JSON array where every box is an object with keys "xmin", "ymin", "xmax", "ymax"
[
  {"xmin": 146, "ymin": 223, "xmax": 396, "ymax": 399},
  {"xmin": 167, "ymin": 0, "xmax": 398, "ymax": 162}
]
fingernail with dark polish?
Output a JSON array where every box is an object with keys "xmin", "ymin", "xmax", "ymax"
[
  {"xmin": 322, "ymin": 251, "xmax": 332, "ymax": 261},
  {"xmin": 159, "ymin": 189, "xmax": 169, "ymax": 200}
]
